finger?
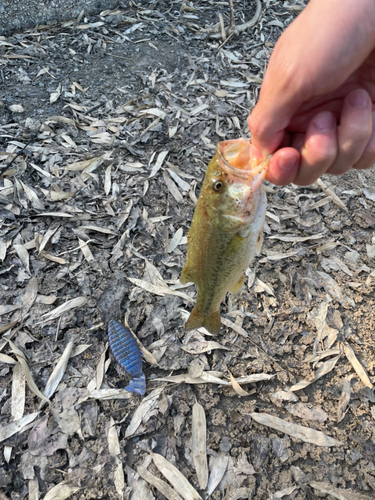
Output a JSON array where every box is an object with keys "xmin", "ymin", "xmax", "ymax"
[
  {"xmin": 249, "ymin": 0, "xmax": 375, "ymax": 157},
  {"xmin": 265, "ymin": 148, "xmax": 300, "ymax": 185},
  {"xmin": 353, "ymin": 111, "xmax": 375, "ymax": 170},
  {"xmin": 293, "ymin": 111, "xmax": 338, "ymax": 186},
  {"xmin": 291, "ymin": 132, "xmax": 306, "ymax": 152},
  {"xmin": 327, "ymin": 89, "xmax": 372, "ymax": 175}
]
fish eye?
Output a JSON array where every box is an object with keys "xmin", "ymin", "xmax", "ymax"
[{"xmin": 212, "ymin": 180, "xmax": 225, "ymax": 192}]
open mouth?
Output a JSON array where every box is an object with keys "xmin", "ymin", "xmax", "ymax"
[{"xmin": 217, "ymin": 138, "xmax": 270, "ymax": 182}]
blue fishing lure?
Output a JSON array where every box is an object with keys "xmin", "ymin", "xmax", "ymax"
[{"xmin": 108, "ymin": 319, "xmax": 146, "ymax": 396}]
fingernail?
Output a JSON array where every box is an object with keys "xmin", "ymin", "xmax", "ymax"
[
  {"xmin": 348, "ymin": 89, "xmax": 369, "ymax": 108},
  {"xmin": 312, "ymin": 112, "xmax": 335, "ymax": 131},
  {"xmin": 278, "ymin": 155, "xmax": 298, "ymax": 173}
]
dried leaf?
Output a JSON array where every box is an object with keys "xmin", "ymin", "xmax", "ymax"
[
  {"xmin": 114, "ymin": 456, "xmax": 125, "ymax": 497},
  {"xmin": 156, "ymin": 372, "xmax": 273, "ymax": 386},
  {"xmin": 14, "ymin": 244, "xmax": 30, "ymax": 273},
  {"xmin": 41, "ymin": 297, "xmax": 87, "ymax": 322},
  {"xmin": 125, "ymin": 388, "xmax": 164, "ymax": 438},
  {"xmin": 192, "ymin": 402, "xmax": 208, "ymax": 490},
  {"xmin": 270, "ymin": 486, "xmax": 299, "ymax": 500},
  {"xmin": 44, "ymin": 482, "xmax": 80, "ymax": 500},
  {"xmin": 8, "ymin": 341, "xmax": 50, "ymax": 405},
  {"xmin": 163, "ymin": 170, "xmax": 184, "ymax": 203},
  {"xmin": 38, "ymin": 227, "xmax": 59, "ymax": 253},
  {"xmin": 343, "ymin": 343, "xmax": 373, "ymax": 388},
  {"xmin": 269, "ymin": 233, "xmax": 324, "ymax": 243},
  {"xmin": 289, "ymin": 354, "xmax": 341, "ymax": 392},
  {"xmin": 168, "ymin": 228, "xmax": 183, "ymax": 253},
  {"xmin": 0, "ymin": 304, "xmax": 22, "ymax": 316},
  {"xmin": 228, "ymin": 371, "xmax": 249, "ymax": 396},
  {"xmin": 96, "ymin": 344, "xmax": 107, "ymax": 390},
  {"xmin": 286, "ymin": 403, "xmax": 328, "ymax": 422},
  {"xmin": 78, "ymin": 238, "xmax": 95, "ymax": 263},
  {"xmin": 0, "ymin": 412, "xmax": 39, "ymax": 443},
  {"xmin": 50, "ymin": 84, "xmax": 61, "ymax": 104},
  {"xmin": 149, "ymin": 150, "xmax": 169, "ymax": 178},
  {"xmin": 139, "ymin": 108, "xmax": 166, "ymax": 119},
  {"xmin": 0, "ymin": 353, "xmax": 16, "ymax": 365},
  {"xmin": 40, "ymin": 251, "xmax": 67, "ymax": 264},
  {"xmin": 250, "ymin": 413, "xmax": 343, "ymax": 447},
  {"xmin": 104, "ymin": 164, "xmax": 112, "ymax": 195},
  {"xmin": 11, "ymin": 362, "xmax": 25, "ymax": 420},
  {"xmin": 181, "ymin": 340, "xmax": 229, "ymax": 355},
  {"xmin": 337, "ymin": 378, "xmax": 351, "ymax": 422},
  {"xmin": 137, "ymin": 465, "xmax": 182, "ymax": 500},
  {"xmin": 207, "ymin": 451, "xmax": 229, "ymax": 496},
  {"xmin": 310, "ymin": 481, "xmax": 369, "ymax": 500},
  {"xmin": 13, "ymin": 277, "xmax": 38, "ymax": 321},
  {"xmin": 108, "ymin": 417, "xmax": 121, "ymax": 456},
  {"xmin": 44, "ymin": 341, "xmax": 74, "ymax": 399},
  {"xmin": 151, "ymin": 452, "xmax": 202, "ymax": 500},
  {"xmin": 127, "ymin": 277, "xmax": 193, "ymax": 302}
]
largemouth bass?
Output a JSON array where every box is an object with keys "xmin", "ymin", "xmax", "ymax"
[{"xmin": 180, "ymin": 138, "xmax": 269, "ymax": 334}]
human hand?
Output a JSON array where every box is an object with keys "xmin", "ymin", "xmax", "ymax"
[{"xmin": 248, "ymin": 0, "xmax": 375, "ymax": 186}]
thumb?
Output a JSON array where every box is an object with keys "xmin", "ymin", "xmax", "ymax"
[{"xmin": 248, "ymin": 40, "xmax": 309, "ymax": 157}]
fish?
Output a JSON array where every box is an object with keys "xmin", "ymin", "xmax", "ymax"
[
  {"xmin": 180, "ymin": 138, "xmax": 269, "ymax": 334},
  {"xmin": 107, "ymin": 319, "xmax": 146, "ymax": 396}
]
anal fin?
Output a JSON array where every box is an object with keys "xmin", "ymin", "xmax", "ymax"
[
  {"xmin": 180, "ymin": 264, "xmax": 194, "ymax": 285},
  {"xmin": 229, "ymin": 273, "xmax": 245, "ymax": 295}
]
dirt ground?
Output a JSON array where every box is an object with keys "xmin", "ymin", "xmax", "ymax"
[{"xmin": 1, "ymin": 1, "xmax": 375, "ymax": 499}]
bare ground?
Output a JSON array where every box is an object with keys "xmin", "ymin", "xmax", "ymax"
[{"xmin": 1, "ymin": 1, "xmax": 375, "ymax": 499}]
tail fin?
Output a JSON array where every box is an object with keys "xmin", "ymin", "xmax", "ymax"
[
  {"xmin": 125, "ymin": 374, "xmax": 146, "ymax": 396},
  {"xmin": 185, "ymin": 306, "xmax": 221, "ymax": 334}
]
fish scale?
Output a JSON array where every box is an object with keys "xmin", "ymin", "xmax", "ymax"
[{"xmin": 108, "ymin": 319, "xmax": 146, "ymax": 396}]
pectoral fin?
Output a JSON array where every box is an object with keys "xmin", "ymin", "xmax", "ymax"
[{"xmin": 229, "ymin": 273, "xmax": 245, "ymax": 295}]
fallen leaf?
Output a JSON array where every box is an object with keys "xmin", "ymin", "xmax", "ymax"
[
  {"xmin": 250, "ymin": 412, "xmax": 343, "ymax": 447},
  {"xmin": 151, "ymin": 452, "xmax": 202, "ymax": 500},
  {"xmin": 192, "ymin": 402, "xmax": 208, "ymax": 490}
]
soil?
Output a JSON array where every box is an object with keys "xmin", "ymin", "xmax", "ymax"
[{"xmin": 1, "ymin": 1, "xmax": 375, "ymax": 499}]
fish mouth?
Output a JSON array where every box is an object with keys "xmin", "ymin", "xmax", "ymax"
[{"xmin": 217, "ymin": 138, "xmax": 270, "ymax": 189}]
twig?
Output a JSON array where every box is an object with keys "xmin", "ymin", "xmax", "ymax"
[
  {"xmin": 210, "ymin": 0, "xmax": 262, "ymax": 39},
  {"xmin": 0, "ymin": 136, "xmax": 36, "ymax": 176},
  {"xmin": 315, "ymin": 178, "xmax": 348, "ymax": 213}
]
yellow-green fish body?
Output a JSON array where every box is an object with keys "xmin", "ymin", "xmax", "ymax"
[{"xmin": 180, "ymin": 139, "xmax": 269, "ymax": 334}]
